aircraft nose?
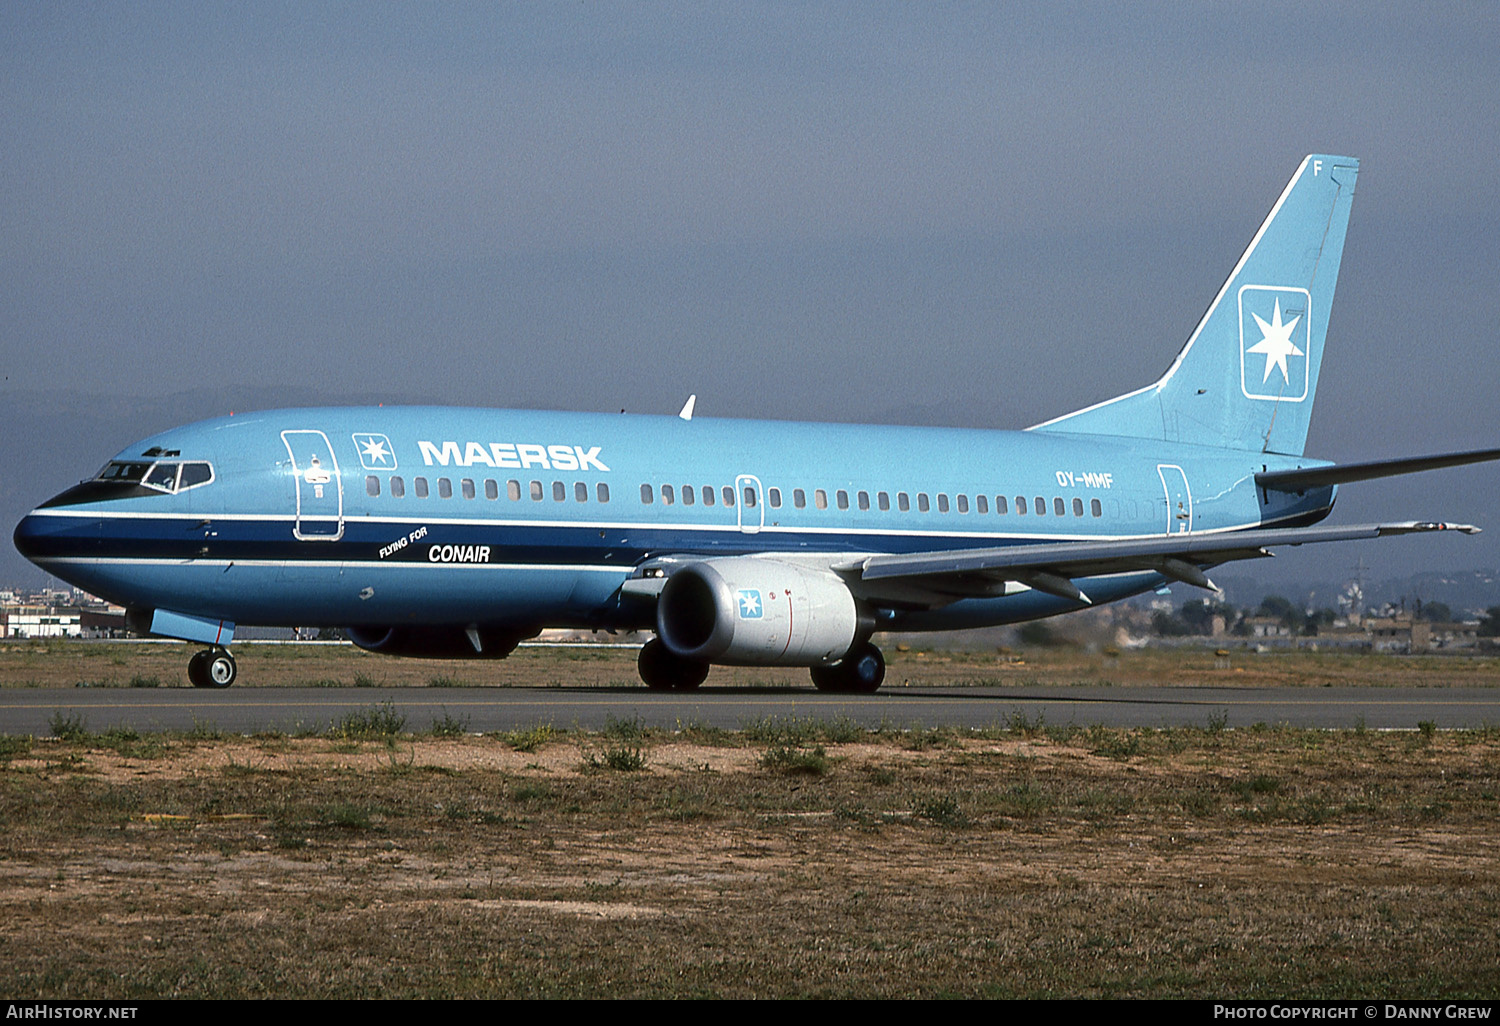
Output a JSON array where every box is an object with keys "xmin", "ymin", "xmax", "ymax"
[{"xmin": 13, "ymin": 506, "xmax": 100, "ymax": 564}]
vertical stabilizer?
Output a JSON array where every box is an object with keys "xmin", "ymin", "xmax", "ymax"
[{"xmin": 1030, "ymin": 155, "xmax": 1358, "ymax": 456}]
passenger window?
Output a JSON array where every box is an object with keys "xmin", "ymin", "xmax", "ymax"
[
  {"xmin": 641, "ymin": 484, "xmax": 654, "ymax": 504},
  {"xmin": 552, "ymin": 481, "xmax": 566, "ymax": 502},
  {"xmin": 957, "ymin": 495, "xmax": 969, "ymax": 514},
  {"xmin": 529, "ymin": 480, "xmax": 542, "ymax": 500},
  {"xmin": 390, "ymin": 476, "xmax": 405, "ymax": 498},
  {"xmin": 1091, "ymin": 498, "xmax": 1102, "ymax": 518},
  {"xmin": 1015, "ymin": 496, "xmax": 1026, "ymax": 514},
  {"xmin": 682, "ymin": 486, "xmax": 695, "ymax": 506},
  {"xmin": 507, "ymin": 480, "xmax": 521, "ymax": 501},
  {"xmin": 878, "ymin": 491, "xmax": 890, "ymax": 512},
  {"xmin": 1054, "ymin": 497, "xmax": 1065, "ymax": 516},
  {"xmin": 1035, "ymin": 496, "xmax": 1046, "ymax": 515},
  {"xmin": 768, "ymin": 487, "xmax": 781, "ymax": 509},
  {"xmin": 1073, "ymin": 497, "xmax": 1084, "ymax": 517},
  {"xmin": 857, "ymin": 491, "xmax": 869, "ymax": 511},
  {"xmin": 937, "ymin": 494, "xmax": 949, "ymax": 513},
  {"xmin": 366, "ymin": 475, "xmax": 380, "ymax": 497},
  {"xmin": 836, "ymin": 490, "xmax": 849, "ymax": 510},
  {"xmin": 462, "ymin": 479, "xmax": 476, "ymax": 500},
  {"xmin": 662, "ymin": 484, "xmax": 675, "ymax": 505},
  {"xmin": 742, "ymin": 486, "xmax": 756, "ymax": 507},
  {"xmin": 918, "ymin": 493, "xmax": 930, "ymax": 513},
  {"xmin": 438, "ymin": 478, "xmax": 453, "ymax": 499},
  {"xmin": 977, "ymin": 495, "xmax": 988, "ymax": 514},
  {"xmin": 814, "ymin": 489, "xmax": 828, "ymax": 510},
  {"xmin": 793, "ymin": 488, "xmax": 806, "ymax": 509},
  {"xmin": 897, "ymin": 492, "xmax": 909, "ymax": 512},
  {"xmin": 415, "ymin": 478, "xmax": 429, "ymax": 498},
  {"xmin": 485, "ymin": 479, "xmax": 499, "ymax": 500},
  {"xmin": 995, "ymin": 495, "xmax": 1007, "ymax": 514},
  {"xmin": 722, "ymin": 486, "xmax": 735, "ymax": 507},
  {"xmin": 575, "ymin": 482, "xmax": 588, "ymax": 502},
  {"xmin": 597, "ymin": 483, "xmax": 609, "ymax": 503},
  {"xmin": 702, "ymin": 486, "xmax": 714, "ymax": 507}
]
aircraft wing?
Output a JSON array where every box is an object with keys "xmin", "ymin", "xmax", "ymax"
[{"xmin": 838, "ymin": 521, "xmax": 1478, "ymax": 605}]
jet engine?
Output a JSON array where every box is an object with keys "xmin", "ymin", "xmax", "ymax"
[
  {"xmin": 655, "ymin": 558, "xmax": 862, "ymax": 665},
  {"xmin": 346, "ymin": 625, "xmax": 528, "ymax": 660}
]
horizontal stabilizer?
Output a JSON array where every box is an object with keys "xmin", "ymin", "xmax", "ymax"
[{"xmin": 1256, "ymin": 447, "xmax": 1500, "ymax": 492}]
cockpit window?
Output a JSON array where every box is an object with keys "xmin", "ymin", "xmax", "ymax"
[
  {"xmin": 97, "ymin": 461, "xmax": 151, "ymax": 482},
  {"xmin": 178, "ymin": 463, "xmax": 213, "ymax": 489},
  {"xmin": 145, "ymin": 464, "xmax": 180, "ymax": 490},
  {"xmin": 95, "ymin": 460, "xmax": 214, "ymax": 494}
]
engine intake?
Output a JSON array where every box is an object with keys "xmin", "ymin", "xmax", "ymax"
[{"xmin": 656, "ymin": 558, "xmax": 859, "ymax": 665}]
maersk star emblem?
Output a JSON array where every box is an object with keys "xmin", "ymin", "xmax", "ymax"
[
  {"xmin": 1246, "ymin": 299, "xmax": 1304, "ymax": 384},
  {"xmin": 1238, "ymin": 285, "xmax": 1311, "ymax": 402},
  {"xmin": 737, "ymin": 590, "xmax": 763, "ymax": 619},
  {"xmin": 353, "ymin": 433, "xmax": 396, "ymax": 470}
]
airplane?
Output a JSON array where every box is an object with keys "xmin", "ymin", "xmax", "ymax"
[{"xmin": 13, "ymin": 154, "xmax": 1500, "ymax": 690}]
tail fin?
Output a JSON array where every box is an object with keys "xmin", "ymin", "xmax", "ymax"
[{"xmin": 1030, "ymin": 155, "xmax": 1358, "ymax": 456}]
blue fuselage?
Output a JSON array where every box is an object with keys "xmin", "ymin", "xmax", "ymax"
[{"xmin": 14, "ymin": 406, "xmax": 1335, "ymax": 633}]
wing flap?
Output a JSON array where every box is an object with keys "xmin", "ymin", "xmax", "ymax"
[{"xmin": 852, "ymin": 522, "xmax": 1476, "ymax": 603}]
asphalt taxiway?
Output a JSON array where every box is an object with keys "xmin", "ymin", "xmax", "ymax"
[{"xmin": 1, "ymin": 684, "xmax": 1496, "ymax": 736}]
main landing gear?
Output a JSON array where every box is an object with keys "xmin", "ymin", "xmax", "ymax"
[
  {"xmin": 810, "ymin": 641, "xmax": 886, "ymax": 694},
  {"xmin": 187, "ymin": 648, "xmax": 237, "ymax": 689},
  {"xmin": 637, "ymin": 638, "xmax": 709, "ymax": 691}
]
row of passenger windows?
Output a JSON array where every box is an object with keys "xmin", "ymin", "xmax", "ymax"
[
  {"xmin": 365, "ymin": 474, "xmax": 1102, "ymax": 519},
  {"xmin": 642, "ymin": 483, "xmax": 1102, "ymax": 518},
  {"xmin": 367, "ymin": 476, "xmax": 612, "ymax": 504}
]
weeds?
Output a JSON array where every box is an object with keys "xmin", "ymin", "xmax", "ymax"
[
  {"xmin": 760, "ymin": 744, "xmax": 830, "ymax": 776},
  {"xmin": 601, "ymin": 715, "xmax": 648, "ymax": 741},
  {"xmin": 0, "ymin": 735, "xmax": 34, "ymax": 761},
  {"xmin": 741, "ymin": 715, "xmax": 863, "ymax": 745},
  {"xmin": 914, "ymin": 794, "xmax": 970, "ymax": 828},
  {"xmin": 329, "ymin": 703, "xmax": 407, "ymax": 740},
  {"xmin": 585, "ymin": 743, "xmax": 648, "ymax": 772},
  {"xmin": 428, "ymin": 709, "xmax": 470, "ymax": 737},
  {"xmin": 182, "ymin": 719, "xmax": 227, "ymax": 741},
  {"xmin": 48, "ymin": 711, "xmax": 88, "ymax": 741},
  {"xmin": 497, "ymin": 723, "xmax": 556, "ymax": 752}
]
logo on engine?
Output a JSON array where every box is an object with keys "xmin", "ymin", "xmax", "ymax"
[{"xmin": 736, "ymin": 590, "xmax": 763, "ymax": 619}]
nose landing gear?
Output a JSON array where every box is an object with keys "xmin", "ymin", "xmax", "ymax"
[{"xmin": 187, "ymin": 648, "xmax": 237, "ymax": 689}]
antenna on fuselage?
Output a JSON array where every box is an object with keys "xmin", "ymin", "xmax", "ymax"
[{"xmin": 678, "ymin": 394, "xmax": 697, "ymax": 421}]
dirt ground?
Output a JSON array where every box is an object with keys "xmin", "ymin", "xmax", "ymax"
[{"xmin": 2, "ymin": 717, "xmax": 1498, "ymax": 998}]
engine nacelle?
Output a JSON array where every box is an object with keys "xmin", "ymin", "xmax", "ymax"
[
  {"xmin": 346, "ymin": 625, "xmax": 527, "ymax": 660},
  {"xmin": 656, "ymin": 558, "xmax": 860, "ymax": 665}
]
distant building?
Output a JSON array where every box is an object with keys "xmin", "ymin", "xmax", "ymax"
[{"xmin": 2, "ymin": 604, "xmax": 83, "ymax": 638}]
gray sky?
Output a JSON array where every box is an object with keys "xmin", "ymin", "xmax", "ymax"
[{"xmin": 4, "ymin": 2, "xmax": 1499, "ymax": 593}]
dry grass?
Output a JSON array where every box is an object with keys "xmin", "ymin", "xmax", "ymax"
[{"xmin": 2, "ymin": 722, "xmax": 1498, "ymax": 998}]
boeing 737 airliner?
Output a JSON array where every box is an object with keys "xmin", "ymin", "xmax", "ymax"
[{"xmin": 14, "ymin": 155, "xmax": 1500, "ymax": 689}]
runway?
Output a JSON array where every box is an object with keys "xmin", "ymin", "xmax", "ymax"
[{"xmin": 3, "ymin": 684, "xmax": 1497, "ymax": 736}]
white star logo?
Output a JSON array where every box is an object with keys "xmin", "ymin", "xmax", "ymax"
[
  {"xmin": 1245, "ymin": 298, "xmax": 1305, "ymax": 385},
  {"xmin": 359, "ymin": 437, "xmax": 391, "ymax": 464},
  {"xmin": 738, "ymin": 591, "xmax": 761, "ymax": 618}
]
